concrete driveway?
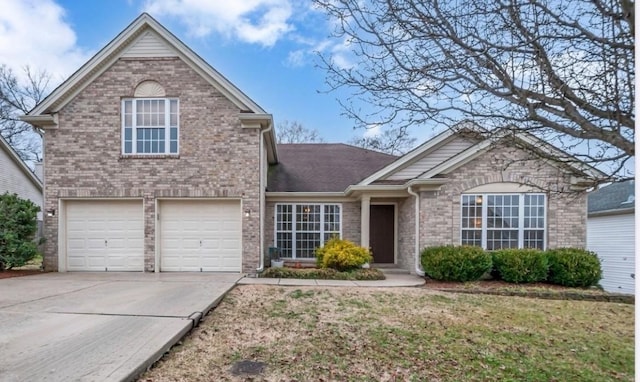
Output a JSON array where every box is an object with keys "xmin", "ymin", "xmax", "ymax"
[{"xmin": 0, "ymin": 272, "xmax": 241, "ymax": 382}]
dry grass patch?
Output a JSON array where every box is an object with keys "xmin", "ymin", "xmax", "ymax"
[{"xmin": 141, "ymin": 286, "xmax": 634, "ymax": 382}]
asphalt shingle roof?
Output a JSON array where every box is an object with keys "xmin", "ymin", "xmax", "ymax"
[
  {"xmin": 267, "ymin": 144, "xmax": 398, "ymax": 192},
  {"xmin": 587, "ymin": 180, "xmax": 635, "ymax": 214}
]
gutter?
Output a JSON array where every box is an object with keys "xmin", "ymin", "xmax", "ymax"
[
  {"xmin": 256, "ymin": 121, "xmax": 273, "ymax": 274},
  {"xmin": 406, "ymin": 186, "xmax": 425, "ymax": 276}
]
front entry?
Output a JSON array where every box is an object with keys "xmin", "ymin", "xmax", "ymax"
[{"xmin": 369, "ymin": 204, "xmax": 395, "ymax": 263}]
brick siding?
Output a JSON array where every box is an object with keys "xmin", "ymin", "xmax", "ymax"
[{"xmin": 43, "ymin": 57, "xmax": 261, "ymax": 272}]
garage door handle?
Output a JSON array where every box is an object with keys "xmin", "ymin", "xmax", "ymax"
[{"xmin": 105, "ymin": 240, "xmax": 107, "ymax": 247}]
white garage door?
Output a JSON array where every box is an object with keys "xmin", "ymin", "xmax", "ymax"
[
  {"xmin": 66, "ymin": 200, "xmax": 144, "ymax": 271},
  {"xmin": 587, "ymin": 213, "xmax": 635, "ymax": 295},
  {"xmin": 160, "ymin": 200, "xmax": 242, "ymax": 272}
]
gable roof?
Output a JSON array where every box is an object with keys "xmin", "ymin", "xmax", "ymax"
[
  {"xmin": 267, "ymin": 144, "xmax": 397, "ymax": 192},
  {"xmin": 21, "ymin": 13, "xmax": 277, "ymax": 162},
  {"xmin": 588, "ymin": 180, "xmax": 635, "ymax": 215},
  {"xmin": 359, "ymin": 127, "xmax": 606, "ymax": 186},
  {"xmin": 0, "ymin": 135, "xmax": 42, "ymax": 191}
]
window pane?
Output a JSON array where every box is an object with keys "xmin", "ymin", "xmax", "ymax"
[
  {"xmin": 276, "ymin": 232, "xmax": 292, "ymax": 258},
  {"xmin": 461, "ymin": 230, "xmax": 481, "ymax": 247},
  {"xmin": 296, "ymin": 232, "xmax": 321, "ymax": 258},
  {"xmin": 170, "ymin": 141, "xmax": 178, "ymax": 153},
  {"xmin": 296, "ymin": 205, "xmax": 320, "ymax": 231},
  {"xmin": 486, "ymin": 230, "xmax": 518, "ymax": 250},
  {"xmin": 523, "ymin": 230, "xmax": 545, "ymax": 250},
  {"xmin": 137, "ymin": 141, "xmax": 143, "ymax": 152},
  {"xmin": 170, "ymin": 127, "xmax": 177, "ymax": 140},
  {"xmin": 124, "ymin": 142, "xmax": 132, "ymax": 153},
  {"xmin": 124, "ymin": 128, "xmax": 132, "ymax": 140},
  {"xmin": 461, "ymin": 195, "xmax": 482, "ymax": 229}
]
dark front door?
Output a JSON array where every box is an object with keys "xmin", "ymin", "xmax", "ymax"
[{"xmin": 369, "ymin": 204, "xmax": 395, "ymax": 263}]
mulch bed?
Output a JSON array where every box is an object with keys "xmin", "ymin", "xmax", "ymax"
[
  {"xmin": 423, "ymin": 278, "xmax": 635, "ymax": 304},
  {"xmin": 0, "ymin": 270, "xmax": 44, "ymax": 280}
]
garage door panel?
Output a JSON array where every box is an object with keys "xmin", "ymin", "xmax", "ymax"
[
  {"xmin": 66, "ymin": 200, "xmax": 144, "ymax": 272},
  {"xmin": 160, "ymin": 200, "xmax": 241, "ymax": 272}
]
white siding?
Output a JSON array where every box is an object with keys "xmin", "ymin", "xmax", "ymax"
[
  {"xmin": 587, "ymin": 213, "xmax": 635, "ymax": 294},
  {"xmin": 121, "ymin": 30, "xmax": 177, "ymax": 58},
  {"xmin": 0, "ymin": 145, "xmax": 43, "ymax": 220},
  {"xmin": 387, "ymin": 137, "xmax": 473, "ymax": 180}
]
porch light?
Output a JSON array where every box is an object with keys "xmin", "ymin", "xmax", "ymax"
[
  {"xmin": 244, "ymin": 209, "xmax": 251, "ymax": 217},
  {"xmin": 46, "ymin": 208, "xmax": 56, "ymax": 217}
]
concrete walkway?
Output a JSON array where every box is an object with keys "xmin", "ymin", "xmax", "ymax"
[
  {"xmin": 238, "ymin": 273, "xmax": 426, "ymax": 287},
  {"xmin": 0, "ymin": 272, "xmax": 241, "ymax": 382}
]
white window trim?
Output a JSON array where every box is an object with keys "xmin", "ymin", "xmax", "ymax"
[
  {"xmin": 121, "ymin": 98, "xmax": 180, "ymax": 155},
  {"xmin": 274, "ymin": 203, "xmax": 343, "ymax": 259},
  {"xmin": 460, "ymin": 193, "xmax": 547, "ymax": 250}
]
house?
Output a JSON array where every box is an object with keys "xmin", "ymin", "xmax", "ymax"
[
  {"xmin": 21, "ymin": 13, "xmax": 603, "ymax": 274},
  {"xmin": 587, "ymin": 180, "xmax": 635, "ymax": 294},
  {"xmin": 0, "ymin": 134, "xmax": 43, "ymax": 223}
]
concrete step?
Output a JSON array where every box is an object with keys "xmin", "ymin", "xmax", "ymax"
[{"xmin": 375, "ymin": 267, "xmax": 410, "ymax": 275}]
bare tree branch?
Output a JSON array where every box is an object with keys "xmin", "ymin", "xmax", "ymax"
[
  {"xmin": 349, "ymin": 126, "xmax": 416, "ymax": 155},
  {"xmin": 276, "ymin": 120, "xmax": 325, "ymax": 143},
  {"xmin": 315, "ymin": 0, "xmax": 634, "ymax": 181},
  {"xmin": 0, "ymin": 65, "xmax": 50, "ymax": 163}
]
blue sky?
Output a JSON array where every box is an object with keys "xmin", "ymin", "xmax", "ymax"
[{"xmin": 0, "ymin": 0, "xmax": 433, "ymax": 144}]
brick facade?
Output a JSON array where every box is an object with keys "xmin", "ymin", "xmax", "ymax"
[
  {"xmin": 264, "ymin": 145, "xmax": 587, "ymax": 275},
  {"xmin": 43, "ymin": 57, "xmax": 261, "ymax": 272},
  {"xmin": 419, "ymin": 145, "xmax": 587, "ymax": 251}
]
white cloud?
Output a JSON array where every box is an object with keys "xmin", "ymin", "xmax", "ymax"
[
  {"xmin": 363, "ymin": 123, "xmax": 382, "ymax": 138},
  {"xmin": 0, "ymin": 0, "xmax": 91, "ymax": 88},
  {"xmin": 144, "ymin": 0, "xmax": 294, "ymax": 47}
]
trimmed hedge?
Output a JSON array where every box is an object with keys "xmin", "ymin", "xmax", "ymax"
[
  {"xmin": 547, "ymin": 248, "xmax": 602, "ymax": 287},
  {"xmin": 492, "ymin": 249, "xmax": 548, "ymax": 283},
  {"xmin": 421, "ymin": 245, "xmax": 492, "ymax": 282},
  {"xmin": 261, "ymin": 267, "xmax": 385, "ymax": 280},
  {"xmin": 316, "ymin": 238, "xmax": 372, "ymax": 271}
]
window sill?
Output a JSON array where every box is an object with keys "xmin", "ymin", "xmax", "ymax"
[{"xmin": 119, "ymin": 154, "xmax": 180, "ymax": 160}]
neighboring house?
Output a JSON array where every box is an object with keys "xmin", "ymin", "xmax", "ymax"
[
  {"xmin": 22, "ymin": 13, "xmax": 603, "ymax": 274},
  {"xmin": 0, "ymin": 134, "xmax": 43, "ymax": 222},
  {"xmin": 587, "ymin": 180, "xmax": 635, "ymax": 294}
]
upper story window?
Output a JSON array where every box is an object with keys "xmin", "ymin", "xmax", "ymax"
[
  {"xmin": 461, "ymin": 193, "xmax": 546, "ymax": 250},
  {"xmin": 122, "ymin": 98, "xmax": 179, "ymax": 155}
]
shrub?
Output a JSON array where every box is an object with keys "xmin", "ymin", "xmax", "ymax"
[
  {"xmin": 420, "ymin": 245, "xmax": 492, "ymax": 282},
  {"xmin": 492, "ymin": 249, "xmax": 548, "ymax": 283},
  {"xmin": 315, "ymin": 238, "xmax": 372, "ymax": 271},
  {"xmin": 547, "ymin": 248, "xmax": 602, "ymax": 287},
  {"xmin": 0, "ymin": 193, "xmax": 40, "ymax": 270}
]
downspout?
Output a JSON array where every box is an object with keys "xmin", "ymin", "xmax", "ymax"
[
  {"xmin": 407, "ymin": 186, "xmax": 425, "ymax": 276},
  {"xmin": 256, "ymin": 121, "xmax": 273, "ymax": 274}
]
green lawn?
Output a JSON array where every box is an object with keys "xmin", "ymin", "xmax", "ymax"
[{"xmin": 141, "ymin": 286, "xmax": 634, "ymax": 382}]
